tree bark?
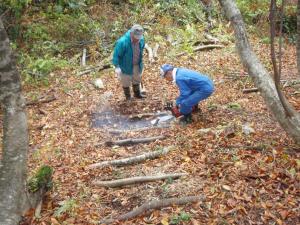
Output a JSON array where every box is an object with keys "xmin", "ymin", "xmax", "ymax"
[
  {"xmin": 297, "ymin": 0, "xmax": 300, "ymax": 76},
  {"xmin": 218, "ymin": 0, "xmax": 300, "ymax": 144},
  {"xmin": 0, "ymin": 19, "xmax": 29, "ymax": 225}
]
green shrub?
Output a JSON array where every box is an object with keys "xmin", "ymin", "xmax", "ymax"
[{"xmin": 27, "ymin": 165, "xmax": 53, "ymax": 193}]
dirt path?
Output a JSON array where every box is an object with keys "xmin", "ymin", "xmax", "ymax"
[{"xmin": 23, "ymin": 41, "xmax": 300, "ymax": 224}]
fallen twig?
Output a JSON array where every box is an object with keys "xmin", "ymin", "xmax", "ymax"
[
  {"xmin": 177, "ymin": 44, "xmax": 224, "ymax": 57},
  {"xmin": 242, "ymin": 88, "xmax": 259, "ymax": 94},
  {"xmin": 100, "ymin": 195, "xmax": 204, "ymax": 224},
  {"xmin": 105, "ymin": 135, "xmax": 166, "ymax": 147},
  {"xmin": 93, "ymin": 173, "xmax": 187, "ymax": 188},
  {"xmin": 87, "ymin": 147, "xmax": 173, "ymax": 169},
  {"xmin": 129, "ymin": 111, "xmax": 169, "ymax": 120},
  {"xmin": 26, "ymin": 96, "xmax": 56, "ymax": 106}
]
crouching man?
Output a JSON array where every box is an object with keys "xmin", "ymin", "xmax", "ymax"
[{"xmin": 160, "ymin": 64, "xmax": 214, "ymax": 124}]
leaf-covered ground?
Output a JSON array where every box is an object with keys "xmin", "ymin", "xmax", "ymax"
[{"xmin": 21, "ymin": 37, "xmax": 300, "ymax": 225}]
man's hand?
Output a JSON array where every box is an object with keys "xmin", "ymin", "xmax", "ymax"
[
  {"xmin": 115, "ymin": 67, "xmax": 121, "ymax": 79},
  {"xmin": 171, "ymin": 106, "xmax": 181, "ymax": 117}
]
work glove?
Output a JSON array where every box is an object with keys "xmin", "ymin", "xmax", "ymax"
[
  {"xmin": 171, "ymin": 106, "xmax": 182, "ymax": 117},
  {"xmin": 115, "ymin": 67, "xmax": 122, "ymax": 80},
  {"xmin": 164, "ymin": 101, "xmax": 174, "ymax": 110}
]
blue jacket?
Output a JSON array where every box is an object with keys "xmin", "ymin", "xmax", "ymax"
[
  {"xmin": 175, "ymin": 68, "xmax": 214, "ymax": 114},
  {"xmin": 112, "ymin": 30, "xmax": 145, "ymax": 75}
]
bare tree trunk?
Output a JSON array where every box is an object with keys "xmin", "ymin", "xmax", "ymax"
[
  {"xmin": 218, "ymin": 0, "xmax": 300, "ymax": 145},
  {"xmin": 297, "ymin": 0, "xmax": 300, "ymax": 76},
  {"xmin": 0, "ymin": 18, "xmax": 29, "ymax": 225}
]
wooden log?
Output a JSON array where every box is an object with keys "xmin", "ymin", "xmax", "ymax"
[
  {"xmin": 105, "ymin": 135, "xmax": 166, "ymax": 147},
  {"xmin": 176, "ymin": 44, "xmax": 224, "ymax": 57},
  {"xmin": 93, "ymin": 173, "xmax": 187, "ymax": 188},
  {"xmin": 242, "ymin": 88, "xmax": 259, "ymax": 94},
  {"xmin": 100, "ymin": 195, "xmax": 204, "ymax": 224},
  {"xmin": 87, "ymin": 147, "xmax": 173, "ymax": 169}
]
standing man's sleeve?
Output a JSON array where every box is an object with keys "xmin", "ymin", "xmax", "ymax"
[
  {"xmin": 176, "ymin": 80, "xmax": 192, "ymax": 106},
  {"xmin": 112, "ymin": 40, "xmax": 124, "ymax": 67}
]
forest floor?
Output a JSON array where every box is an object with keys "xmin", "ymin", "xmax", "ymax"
[{"xmin": 22, "ymin": 37, "xmax": 300, "ymax": 225}]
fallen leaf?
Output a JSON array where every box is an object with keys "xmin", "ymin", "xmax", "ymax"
[
  {"xmin": 161, "ymin": 216, "xmax": 169, "ymax": 225},
  {"xmin": 50, "ymin": 217, "xmax": 60, "ymax": 225},
  {"xmin": 222, "ymin": 185, "xmax": 231, "ymax": 191},
  {"xmin": 191, "ymin": 218, "xmax": 200, "ymax": 225}
]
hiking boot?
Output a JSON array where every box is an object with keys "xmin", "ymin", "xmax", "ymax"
[
  {"xmin": 179, "ymin": 114, "xmax": 193, "ymax": 125},
  {"xmin": 192, "ymin": 104, "xmax": 202, "ymax": 113},
  {"xmin": 132, "ymin": 84, "xmax": 145, "ymax": 99},
  {"xmin": 123, "ymin": 87, "xmax": 131, "ymax": 100}
]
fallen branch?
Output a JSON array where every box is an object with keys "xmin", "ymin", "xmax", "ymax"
[
  {"xmin": 177, "ymin": 44, "xmax": 224, "ymax": 57},
  {"xmin": 100, "ymin": 195, "xmax": 204, "ymax": 224},
  {"xmin": 93, "ymin": 173, "xmax": 187, "ymax": 188},
  {"xmin": 145, "ymin": 43, "xmax": 154, "ymax": 63},
  {"xmin": 242, "ymin": 88, "xmax": 259, "ymax": 94},
  {"xmin": 26, "ymin": 96, "xmax": 56, "ymax": 106},
  {"xmin": 204, "ymin": 33, "xmax": 220, "ymax": 44},
  {"xmin": 87, "ymin": 147, "xmax": 173, "ymax": 169},
  {"xmin": 105, "ymin": 135, "xmax": 166, "ymax": 147},
  {"xmin": 129, "ymin": 111, "xmax": 169, "ymax": 120},
  {"xmin": 77, "ymin": 64, "xmax": 111, "ymax": 76}
]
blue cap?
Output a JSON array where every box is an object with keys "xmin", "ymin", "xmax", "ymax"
[{"xmin": 160, "ymin": 64, "xmax": 174, "ymax": 77}]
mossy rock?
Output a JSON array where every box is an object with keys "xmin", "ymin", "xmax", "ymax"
[{"xmin": 27, "ymin": 165, "xmax": 53, "ymax": 193}]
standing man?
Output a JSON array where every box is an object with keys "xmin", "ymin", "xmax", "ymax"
[
  {"xmin": 112, "ymin": 24, "xmax": 145, "ymax": 100},
  {"xmin": 160, "ymin": 64, "xmax": 214, "ymax": 124}
]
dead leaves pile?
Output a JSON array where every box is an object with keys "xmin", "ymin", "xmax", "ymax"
[{"xmin": 22, "ymin": 39, "xmax": 299, "ymax": 225}]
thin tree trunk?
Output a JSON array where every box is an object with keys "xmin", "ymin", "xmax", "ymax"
[
  {"xmin": 0, "ymin": 19, "xmax": 29, "ymax": 225},
  {"xmin": 297, "ymin": 0, "xmax": 300, "ymax": 76},
  {"xmin": 218, "ymin": 0, "xmax": 300, "ymax": 145},
  {"xmin": 270, "ymin": 0, "xmax": 293, "ymax": 117}
]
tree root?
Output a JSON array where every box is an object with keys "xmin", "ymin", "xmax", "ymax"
[{"xmin": 100, "ymin": 195, "xmax": 204, "ymax": 224}]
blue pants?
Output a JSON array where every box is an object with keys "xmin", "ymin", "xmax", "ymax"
[{"xmin": 179, "ymin": 89, "xmax": 213, "ymax": 115}]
